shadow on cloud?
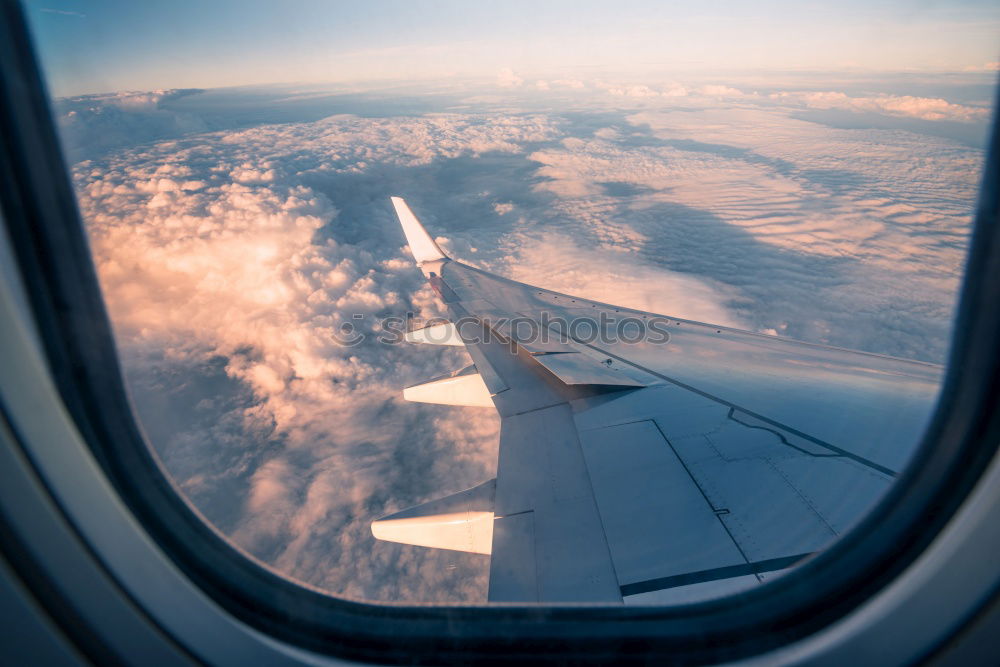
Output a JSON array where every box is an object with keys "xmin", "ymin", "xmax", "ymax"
[{"xmin": 57, "ymin": 78, "xmax": 983, "ymax": 603}]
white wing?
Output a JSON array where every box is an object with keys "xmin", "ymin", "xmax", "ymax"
[{"xmin": 373, "ymin": 198, "xmax": 942, "ymax": 603}]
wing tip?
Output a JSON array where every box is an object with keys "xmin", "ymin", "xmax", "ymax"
[{"xmin": 391, "ymin": 196, "xmax": 448, "ymax": 264}]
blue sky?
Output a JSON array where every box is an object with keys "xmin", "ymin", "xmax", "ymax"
[{"xmin": 26, "ymin": 0, "xmax": 1000, "ymax": 97}]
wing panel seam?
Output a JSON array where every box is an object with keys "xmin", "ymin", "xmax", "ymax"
[
  {"xmin": 647, "ymin": 419, "xmax": 756, "ymax": 575},
  {"xmin": 576, "ymin": 342, "xmax": 899, "ymax": 477}
]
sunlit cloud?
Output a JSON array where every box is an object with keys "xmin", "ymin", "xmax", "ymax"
[
  {"xmin": 964, "ymin": 61, "xmax": 1000, "ymax": 72},
  {"xmin": 496, "ymin": 67, "xmax": 523, "ymax": 88},
  {"xmin": 770, "ymin": 91, "xmax": 990, "ymax": 122},
  {"xmin": 59, "ymin": 74, "xmax": 984, "ymax": 601}
]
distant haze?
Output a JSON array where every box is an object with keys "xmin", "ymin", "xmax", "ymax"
[{"xmin": 25, "ymin": 0, "xmax": 1000, "ymax": 97}]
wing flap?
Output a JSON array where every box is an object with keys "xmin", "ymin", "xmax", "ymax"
[
  {"xmin": 488, "ymin": 512, "xmax": 537, "ymax": 601},
  {"xmin": 491, "ymin": 404, "xmax": 621, "ymax": 602},
  {"xmin": 532, "ymin": 351, "xmax": 646, "ymax": 387},
  {"xmin": 578, "ymin": 420, "xmax": 747, "ymax": 586}
]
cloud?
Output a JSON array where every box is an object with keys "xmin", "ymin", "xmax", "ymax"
[
  {"xmin": 506, "ymin": 232, "xmax": 744, "ymax": 328},
  {"xmin": 72, "ymin": 110, "xmax": 571, "ymax": 601},
  {"xmin": 55, "ymin": 89, "xmax": 207, "ymax": 161},
  {"xmin": 608, "ymin": 84, "xmax": 661, "ymax": 98},
  {"xmin": 593, "ymin": 80, "xmax": 689, "ymax": 99},
  {"xmin": 496, "ymin": 67, "xmax": 523, "ymax": 88},
  {"xmin": 67, "ymin": 78, "xmax": 981, "ymax": 603},
  {"xmin": 698, "ymin": 84, "xmax": 745, "ymax": 98},
  {"xmin": 964, "ymin": 62, "xmax": 1000, "ymax": 72},
  {"xmin": 526, "ymin": 104, "xmax": 976, "ymax": 358},
  {"xmin": 770, "ymin": 91, "xmax": 989, "ymax": 122}
]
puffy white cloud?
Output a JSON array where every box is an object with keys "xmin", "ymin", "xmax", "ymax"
[
  {"xmin": 698, "ymin": 84, "xmax": 745, "ymax": 98},
  {"xmin": 770, "ymin": 90, "xmax": 989, "ymax": 122},
  {"xmin": 593, "ymin": 80, "xmax": 688, "ymax": 99},
  {"xmin": 66, "ymin": 77, "xmax": 982, "ymax": 603},
  {"xmin": 609, "ymin": 84, "xmax": 661, "ymax": 98},
  {"xmin": 72, "ymin": 110, "xmax": 573, "ymax": 600},
  {"xmin": 496, "ymin": 67, "xmax": 524, "ymax": 88}
]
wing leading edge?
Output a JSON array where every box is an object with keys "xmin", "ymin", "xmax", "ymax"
[{"xmin": 372, "ymin": 198, "xmax": 943, "ymax": 604}]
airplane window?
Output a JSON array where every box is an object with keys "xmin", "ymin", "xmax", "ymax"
[{"xmin": 19, "ymin": 0, "xmax": 998, "ymax": 611}]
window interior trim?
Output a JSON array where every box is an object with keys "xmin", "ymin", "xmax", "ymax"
[{"xmin": 1, "ymin": 1, "xmax": 999, "ymax": 663}]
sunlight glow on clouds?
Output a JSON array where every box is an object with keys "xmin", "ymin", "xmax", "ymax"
[
  {"xmin": 27, "ymin": 0, "xmax": 1000, "ymax": 96},
  {"xmin": 770, "ymin": 90, "xmax": 991, "ymax": 122},
  {"xmin": 58, "ymin": 72, "xmax": 987, "ymax": 601},
  {"xmin": 73, "ymin": 113, "xmax": 578, "ymax": 599},
  {"xmin": 26, "ymin": 0, "xmax": 996, "ymax": 607}
]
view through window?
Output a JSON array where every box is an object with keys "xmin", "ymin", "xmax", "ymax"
[{"xmin": 24, "ymin": 0, "xmax": 998, "ymax": 604}]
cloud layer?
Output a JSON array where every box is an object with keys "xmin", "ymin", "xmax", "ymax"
[
  {"xmin": 61, "ymin": 76, "xmax": 987, "ymax": 602},
  {"xmin": 73, "ymin": 111, "xmax": 566, "ymax": 600}
]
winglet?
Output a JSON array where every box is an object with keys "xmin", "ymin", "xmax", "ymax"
[{"xmin": 391, "ymin": 197, "xmax": 447, "ymax": 263}]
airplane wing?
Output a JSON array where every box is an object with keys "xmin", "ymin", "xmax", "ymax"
[{"xmin": 372, "ymin": 197, "xmax": 943, "ymax": 604}]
